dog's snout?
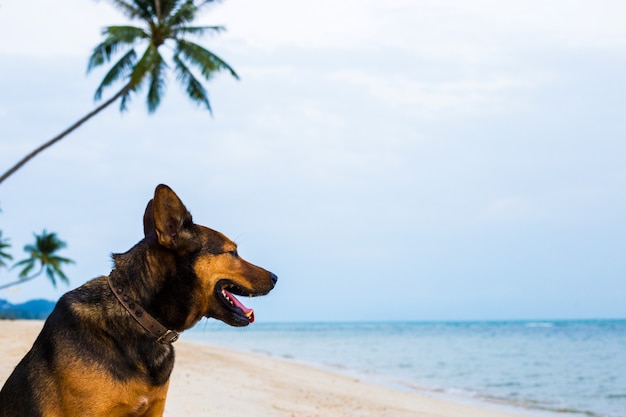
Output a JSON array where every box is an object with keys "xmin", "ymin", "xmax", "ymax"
[{"xmin": 270, "ymin": 273, "xmax": 278, "ymax": 287}]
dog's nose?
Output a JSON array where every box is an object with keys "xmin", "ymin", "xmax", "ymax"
[{"xmin": 270, "ymin": 273, "xmax": 278, "ymax": 287}]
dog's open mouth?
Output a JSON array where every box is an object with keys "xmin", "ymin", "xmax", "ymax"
[{"xmin": 217, "ymin": 283, "xmax": 255, "ymax": 324}]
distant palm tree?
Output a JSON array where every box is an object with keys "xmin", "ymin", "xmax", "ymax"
[
  {"xmin": 0, "ymin": 231, "xmax": 74, "ymax": 290},
  {"xmin": 0, "ymin": 231, "xmax": 12, "ymax": 269},
  {"xmin": 0, "ymin": 0, "xmax": 238, "ymax": 185}
]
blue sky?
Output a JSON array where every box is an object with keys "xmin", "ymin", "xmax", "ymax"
[{"xmin": 0, "ymin": 0, "xmax": 625, "ymax": 322}]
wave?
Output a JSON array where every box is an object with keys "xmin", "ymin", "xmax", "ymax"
[{"xmin": 524, "ymin": 322, "xmax": 555, "ymax": 328}]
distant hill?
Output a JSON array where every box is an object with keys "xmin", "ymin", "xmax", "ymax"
[{"xmin": 0, "ymin": 299, "xmax": 56, "ymax": 319}]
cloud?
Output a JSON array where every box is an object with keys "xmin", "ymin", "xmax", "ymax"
[
  {"xmin": 371, "ymin": 0, "xmax": 626, "ymax": 54},
  {"xmin": 208, "ymin": 0, "xmax": 383, "ymax": 51},
  {"xmin": 0, "ymin": 0, "xmax": 119, "ymax": 57},
  {"xmin": 443, "ymin": 0, "xmax": 626, "ymax": 48},
  {"xmin": 329, "ymin": 70, "xmax": 530, "ymax": 115}
]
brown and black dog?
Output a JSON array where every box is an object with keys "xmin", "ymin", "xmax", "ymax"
[{"xmin": 0, "ymin": 184, "xmax": 277, "ymax": 416}]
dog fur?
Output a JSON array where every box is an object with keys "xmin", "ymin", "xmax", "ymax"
[{"xmin": 0, "ymin": 184, "xmax": 277, "ymax": 416}]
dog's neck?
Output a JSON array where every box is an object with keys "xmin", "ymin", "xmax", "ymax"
[
  {"xmin": 107, "ymin": 274, "xmax": 180, "ymax": 344},
  {"xmin": 110, "ymin": 239, "xmax": 206, "ymax": 334}
]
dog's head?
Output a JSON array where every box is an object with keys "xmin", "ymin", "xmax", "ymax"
[{"xmin": 143, "ymin": 184, "xmax": 277, "ymax": 327}]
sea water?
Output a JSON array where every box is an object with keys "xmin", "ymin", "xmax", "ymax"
[{"xmin": 185, "ymin": 320, "xmax": 626, "ymax": 417}]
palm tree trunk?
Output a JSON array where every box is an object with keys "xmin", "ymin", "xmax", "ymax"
[
  {"xmin": 0, "ymin": 267, "xmax": 43, "ymax": 291},
  {"xmin": 155, "ymin": 0, "xmax": 162, "ymax": 20},
  {"xmin": 0, "ymin": 84, "xmax": 131, "ymax": 186}
]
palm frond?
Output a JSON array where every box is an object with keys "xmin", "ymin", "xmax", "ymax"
[
  {"xmin": 14, "ymin": 259, "xmax": 35, "ymax": 278},
  {"xmin": 131, "ymin": 0, "xmax": 184, "ymax": 21},
  {"xmin": 94, "ymin": 49, "xmax": 138, "ymax": 101},
  {"xmin": 45, "ymin": 259, "xmax": 72, "ymax": 288},
  {"xmin": 147, "ymin": 54, "xmax": 167, "ymax": 112},
  {"xmin": 0, "ymin": 232, "xmax": 12, "ymax": 268},
  {"xmin": 175, "ymin": 40, "xmax": 239, "ymax": 80},
  {"xmin": 48, "ymin": 255, "xmax": 74, "ymax": 265},
  {"xmin": 129, "ymin": 44, "xmax": 162, "ymax": 88},
  {"xmin": 12, "ymin": 258, "xmax": 31, "ymax": 268},
  {"xmin": 0, "ymin": 247, "xmax": 12, "ymax": 268},
  {"xmin": 173, "ymin": 53, "xmax": 211, "ymax": 112},
  {"xmin": 104, "ymin": 0, "xmax": 152, "ymax": 21},
  {"xmin": 104, "ymin": 25, "xmax": 148, "ymax": 44},
  {"xmin": 117, "ymin": 44, "xmax": 162, "ymax": 111},
  {"xmin": 119, "ymin": 90, "xmax": 133, "ymax": 112},
  {"xmin": 87, "ymin": 26, "xmax": 145, "ymax": 73},
  {"xmin": 88, "ymin": 39, "xmax": 123, "ymax": 72},
  {"xmin": 172, "ymin": 25, "xmax": 225, "ymax": 38},
  {"xmin": 165, "ymin": 0, "xmax": 198, "ymax": 27},
  {"xmin": 87, "ymin": 27, "xmax": 143, "ymax": 73},
  {"xmin": 51, "ymin": 261, "xmax": 71, "ymax": 284},
  {"xmin": 157, "ymin": 0, "xmax": 184, "ymax": 20},
  {"xmin": 22, "ymin": 243, "xmax": 37, "ymax": 255},
  {"xmin": 45, "ymin": 267, "xmax": 57, "ymax": 287},
  {"xmin": 194, "ymin": 0, "xmax": 221, "ymax": 8}
]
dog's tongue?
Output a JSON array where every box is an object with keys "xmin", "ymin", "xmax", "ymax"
[{"xmin": 223, "ymin": 289, "xmax": 255, "ymax": 323}]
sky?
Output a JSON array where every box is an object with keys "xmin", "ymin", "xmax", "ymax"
[{"xmin": 0, "ymin": 0, "xmax": 625, "ymax": 322}]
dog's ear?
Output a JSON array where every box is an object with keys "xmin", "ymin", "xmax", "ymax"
[
  {"xmin": 152, "ymin": 184, "xmax": 194, "ymax": 251},
  {"xmin": 143, "ymin": 199, "xmax": 156, "ymax": 239}
]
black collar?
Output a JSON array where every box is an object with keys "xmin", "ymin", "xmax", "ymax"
[{"xmin": 107, "ymin": 275, "xmax": 180, "ymax": 344}]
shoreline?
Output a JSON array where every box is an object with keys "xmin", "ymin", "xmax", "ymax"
[
  {"xmin": 0, "ymin": 319, "xmax": 535, "ymax": 417},
  {"xmin": 183, "ymin": 337, "xmax": 563, "ymax": 417},
  {"xmin": 183, "ymin": 320, "xmax": 623, "ymax": 417}
]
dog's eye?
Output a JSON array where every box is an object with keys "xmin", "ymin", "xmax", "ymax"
[{"xmin": 228, "ymin": 250, "xmax": 239, "ymax": 259}]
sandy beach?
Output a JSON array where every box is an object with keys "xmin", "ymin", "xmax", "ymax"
[{"xmin": 0, "ymin": 320, "xmax": 529, "ymax": 417}]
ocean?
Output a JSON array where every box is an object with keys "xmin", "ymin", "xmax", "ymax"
[{"xmin": 184, "ymin": 320, "xmax": 626, "ymax": 417}]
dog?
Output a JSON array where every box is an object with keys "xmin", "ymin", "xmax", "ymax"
[{"xmin": 0, "ymin": 184, "xmax": 277, "ymax": 416}]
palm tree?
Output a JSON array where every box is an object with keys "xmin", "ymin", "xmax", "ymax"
[
  {"xmin": 0, "ymin": 0, "xmax": 238, "ymax": 185},
  {"xmin": 0, "ymin": 230, "xmax": 74, "ymax": 290},
  {"xmin": 0, "ymin": 231, "xmax": 12, "ymax": 270}
]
